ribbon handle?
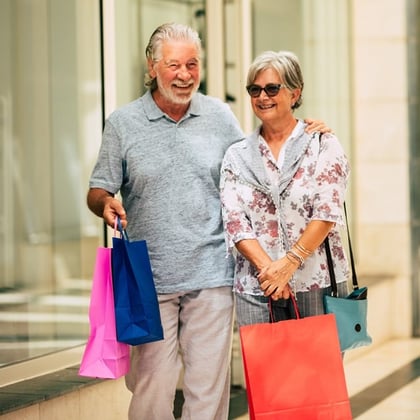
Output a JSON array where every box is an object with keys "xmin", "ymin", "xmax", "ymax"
[{"xmin": 113, "ymin": 216, "xmax": 129, "ymax": 241}]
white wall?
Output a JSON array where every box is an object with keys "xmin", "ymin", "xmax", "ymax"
[{"xmin": 352, "ymin": 0, "xmax": 411, "ymax": 337}]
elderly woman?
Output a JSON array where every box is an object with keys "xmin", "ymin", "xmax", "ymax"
[{"xmin": 220, "ymin": 51, "xmax": 350, "ymax": 327}]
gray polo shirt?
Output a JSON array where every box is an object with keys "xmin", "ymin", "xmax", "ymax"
[{"xmin": 89, "ymin": 90, "xmax": 244, "ymax": 293}]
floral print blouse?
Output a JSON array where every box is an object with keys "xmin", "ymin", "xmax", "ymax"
[{"xmin": 220, "ymin": 121, "xmax": 351, "ymax": 295}]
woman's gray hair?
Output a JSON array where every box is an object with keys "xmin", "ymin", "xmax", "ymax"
[
  {"xmin": 144, "ymin": 23, "xmax": 202, "ymax": 90},
  {"xmin": 247, "ymin": 50, "xmax": 304, "ymax": 110}
]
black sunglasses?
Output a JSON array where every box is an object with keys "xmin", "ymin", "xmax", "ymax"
[{"xmin": 246, "ymin": 83, "xmax": 284, "ymax": 98}]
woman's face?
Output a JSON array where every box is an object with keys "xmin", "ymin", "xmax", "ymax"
[{"xmin": 250, "ymin": 68, "xmax": 299, "ymax": 124}]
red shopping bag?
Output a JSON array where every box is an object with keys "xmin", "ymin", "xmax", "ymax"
[
  {"xmin": 240, "ymin": 313, "xmax": 352, "ymax": 419},
  {"xmin": 79, "ymin": 247, "xmax": 130, "ymax": 379}
]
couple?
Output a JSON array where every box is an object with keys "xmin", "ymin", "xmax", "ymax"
[{"xmin": 87, "ymin": 22, "xmax": 350, "ymax": 420}]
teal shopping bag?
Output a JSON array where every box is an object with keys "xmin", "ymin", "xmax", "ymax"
[
  {"xmin": 324, "ymin": 289, "xmax": 372, "ymax": 351},
  {"xmin": 324, "ymin": 232, "xmax": 372, "ymax": 352}
]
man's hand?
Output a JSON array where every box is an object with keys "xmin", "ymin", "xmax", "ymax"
[
  {"xmin": 103, "ymin": 196, "xmax": 128, "ymax": 229},
  {"xmin": 87, "ymin": 188, "xmax": 128, "ymax": 229},
  {"xmin": 304, "ymin": 118, "xmax": 333, "ymax": 134}
]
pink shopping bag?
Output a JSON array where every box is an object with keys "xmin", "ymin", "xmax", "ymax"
[{"xmin": 79, "ymin": 247, "xmax": 130, "ymax": 379}]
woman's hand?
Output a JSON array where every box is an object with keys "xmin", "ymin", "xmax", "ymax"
[{"xmin": 257, "ymin": 256, "xmax": 300, "ymax": 299}]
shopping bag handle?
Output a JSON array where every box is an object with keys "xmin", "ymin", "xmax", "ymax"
[
  {"xmin": 268, "ymin": 293, "xmax": 300, "ymax": 322},
  {"xmin": 114, "ymin": 216, "xmax": 129, "ymax": 241},
  {"xmin": 325, "ymin": 203, "xmax": 358, "ymax": 297}
]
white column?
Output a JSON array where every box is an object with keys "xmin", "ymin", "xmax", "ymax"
[
  {"xmin": 301, "ymin": 0, "xmax": 352, "ymax": 152},
  {"xmin": 205, "ymin": 0, "xmax": 225, "ymax": 100},
  {"xmin": 237, "ymin": 0, "xmax": 253, "ymax": 134},
  {"xmin": 102, "ymin": 0, "xmax": 118, "ymax": 117}
]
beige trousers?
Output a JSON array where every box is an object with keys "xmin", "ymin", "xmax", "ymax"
[{"xmin": 126, "ymin": 286, "xmax": 234, "ymax": 420}]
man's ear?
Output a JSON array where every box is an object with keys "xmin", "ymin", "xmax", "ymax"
[{"xmin": 147, "ymin": 58, "xmax": 156, "ymax": 79}]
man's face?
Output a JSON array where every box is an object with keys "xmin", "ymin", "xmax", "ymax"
[{"xmin": 150, "ymin": 40, "xmax": 201, "ymax": 105}]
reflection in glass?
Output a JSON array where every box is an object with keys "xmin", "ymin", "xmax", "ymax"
[
  {"xmin": 0, "ymin": 0, "xmax": 102, "ymax": 367},
  {"xmin": 0, "ymin": 0, "xmax": 206, "ymax": 370}
]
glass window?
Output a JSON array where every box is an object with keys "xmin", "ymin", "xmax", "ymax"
[
  {"xmin": 243, "ymin": 0, "xmax": 352, "ymax": 151},
  {"xmin": 0, "ymin": 0, "xmax": 102, "ymax": 367},
  {"xmin": 223, "ymin": 0, "xmax": 351, "ymax": 142},
  {"xmin": 111, "ymin": 0, "xmax": 206, "ymax": 109},
  {"xmin": 0, "ymin": 0, "xmax": 207, "ymax": 373}
]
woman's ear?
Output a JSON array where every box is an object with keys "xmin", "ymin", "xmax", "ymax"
[{"xmin": 291, "ymin": 88, "xmax": 302, "ymax": 107}]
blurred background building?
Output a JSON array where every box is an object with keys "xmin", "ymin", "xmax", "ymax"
[{"xmin": 0, "ymin": 0, "xmax": 419, "ymax": 418}]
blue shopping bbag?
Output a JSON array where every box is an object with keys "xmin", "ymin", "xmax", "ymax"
[{"xmin": 111, "ymin": 219, "xmax": 164, "ymax": 345}]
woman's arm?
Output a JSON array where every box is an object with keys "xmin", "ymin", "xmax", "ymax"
[
  {"xmin": 293, "ymin": 220, "xmax": 335, "ymax": 254},
  {"xmin": 235, "ymin": 239, "xmax": 272, "ymax": 272},
  {"xmin": 258, "ymin": 220, "xmax": 334, "ymax": 299}
]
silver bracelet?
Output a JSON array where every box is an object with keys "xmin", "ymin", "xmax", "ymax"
[{"xmin": 286, "ymin": 249, "xmax": 304, "ymax": 267}]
